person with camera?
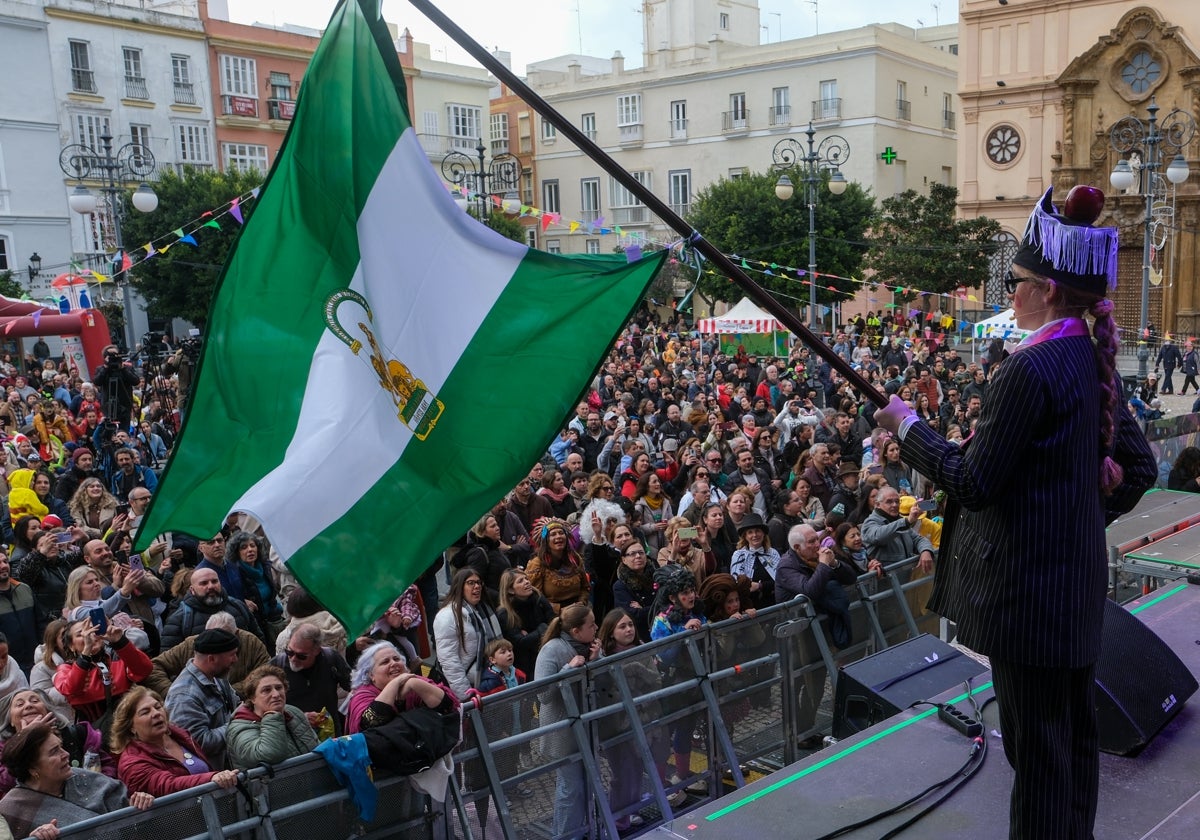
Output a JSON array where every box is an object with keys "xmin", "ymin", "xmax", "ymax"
[{"xmin": 91, "ymin": 347, "xmax": 138, "ymax": 432}]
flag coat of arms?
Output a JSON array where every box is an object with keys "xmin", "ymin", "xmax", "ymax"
[{"xmin": 136, "ymin": 0, "xmax": 666, "ymax": 633}]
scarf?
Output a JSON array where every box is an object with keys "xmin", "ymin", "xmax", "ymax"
[
  {"xmin": 616, "ymin": 560, "xmax": 654, "ymax": 597},
  {"xmin": 642, "ymin": 494, "xmax": 664, "ymax": 511},
  {"xmin": 538, "ymin": 486, "xmax": 570, "ymax": 504}
]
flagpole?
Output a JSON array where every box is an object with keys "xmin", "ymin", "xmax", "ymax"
[{"xmin": 406, "ymin": 0, "xmax": 887, "ymax": 408}]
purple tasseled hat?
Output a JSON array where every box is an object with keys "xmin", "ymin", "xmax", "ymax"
[{"xmin": 1011, "ymin": 186, "xmax": 1119, "ymax": 297}]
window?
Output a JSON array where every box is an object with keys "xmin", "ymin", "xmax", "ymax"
[
  {"xmin": 69, "ymin": 41, "xmax": 95, "ymax": 93},
  {"xmin": 941, "ymin": 165, "xmax": 953, "ymax": 186},
  {"xmin": 771, "ymin": 87, "xmax": 790, "ymax": 126},
  {"xmin": 73, "ymin": 113, "xmax": 110, "ymax": 149},
  {"xmin": 171, "ymin": 55, "xmax": 195, "ymax": 104},
  {"xmin": 669, "ymin": 170, "xmax": 691, "ymax": 217},
  {"xmin": 985, "ymin": 124, "xmax": 1021, "ymax": 166},
  {"xmin": 522, "ymin": 169, "xmax": 533, "ymax": 205},
  {"xmin": 176, "ymin": 123, "xmax": 212, "ymax": 167},
  {"xmin": 719, "ymin": 13, "xmax": 729, "ymax": 29},
  {"xmin": 609, "ymin": 170, "xmax": 650, "ymax": 224},
  {"xmin": 943, "ymin": 93, "xmax": 955, "ymax": 129},
  {"xmin": 546, "ymin": 239, "xmax": 562, "ymax": 255},
  {"xmin": 0, "ymin": 237, "xmax": 8, "ymax": 272},
  {"xmin": 728, "ymin": 167, "xmax": 748, "ymax": 180},
  {"xmin": 524, "ymin": 228, "xmax": 538, "ymax": 249},
  {"xmin": 725, "ymin": 92, "xmax": 747, "ymax": 130},
  {"xmin": 518, "ymin": 113, "xmax": 531, "ymax": 154},
  {"xmin": 223, "ymin": 142, "xmax": 269, "ymax": 173},
  {"xmin": 447, "ymin": 104, "xmax": 481, "ymax": 149},
  {"xmin": 490, "ymin": 113, "xmax": 509, "ymax": 153},
  {"xmin": 670, "ymin": 100, "xmax": 687, "ymax": 139},
  {"xmin": 817, "ymin": 79, "xmax": 839, "ymax": 119},
  {"xmin": 129, "ymin": 124, "xmax": 152, "ymax": 168},
  {"xmin": 580, "ymin": 177, "xmax": 601, "ymax": 223},
  {"xmin": 269, "ymin": 72, "xmax": 292, "ymax": 101},
  {"xmin": 582, "ymin": 112, "xmax": 596, "ymax": 142},
  {"xmin": 896, "ymin": 81, "xmax": 910, "ymax": 121},
  {"xmin": 541, "ymin": 118, "xmax": 557, "ymax": 142},
  {"xmin": 220, "ymin": 55, "xmax": 257, "ymax": 96},
  {"xmin": 617, "ymin": 93, "xmax": 642, "ymax": 142},
  {"xmin": 418, "ymin": 110, "xmax": 441, "ymax": 155},
  {"xmin": 220, "ymin": 55, "xmax": 258, "ymax": 117},
  {"xmin": 542, "ymin": 180, "xmax": 560, "ymax": 214},
  {"xmin": 1122, "ymin": 51, "xmax": 1162, "ymax": 95},
  {"xmin": 586, "ymin": 239, "xmax": 600, "ymax": 255},
  {"xmin": 122, "ymin": 48, "xmax": 148, "ymax": 99}
]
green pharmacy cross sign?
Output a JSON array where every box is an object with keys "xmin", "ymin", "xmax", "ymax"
[{"xmin": 880, "ymin": 147, "xmax": 898, "ymax": 164}]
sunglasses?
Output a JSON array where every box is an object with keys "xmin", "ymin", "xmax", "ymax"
[{"xmin": 284, "ymin": 649, "xmax": 311, "ymax": 661}]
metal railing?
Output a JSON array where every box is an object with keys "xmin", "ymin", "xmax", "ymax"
[
  {"xmin": 45, "ymin": 556, "xmax": 935, "ymax": 840},
  {"xmin": 897, "ymin": 99, "xmax": 911, "ymax": 121},
  {"xmin": 71, "ymin": 68, "xmax": 96, "ymax": 93},
  {"xmin": 173, "ymin": 82, "xmax": 196, "ymax": 105},
  {"xmin": 722, "ymin": 110, "xmax": 750, "ymax": 132},
  {"xmin": 812, "ymin": 98, "xmax": 842, "ymax": 120},
  {"xmin": 124, "ymin": 75, "xmax": 149, "ymax": 100},
  {"xmin": 943, "ymin": 110, "xmax": 956, "ymax": 130},
  {"xmin": 769, "ymin": 105, "xmax": 792, "ymax": 126}
]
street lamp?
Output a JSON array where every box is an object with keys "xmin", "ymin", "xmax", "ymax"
[
  {"xmin": 58, "ymin": 132, "xmax": 159, "ymax": 351},
  {"xmin": 27, "ymin": 253, "xmax": 42, "ymax": 282},
  {"xmin": 1108, "ymin": 96, "xmax": 1195, "ymax": 378},
  {"xmin": 440, "ymin": 138, "xmax": 520, "ymax": 227},
  {"xmin": 773, "ymin": 123, "xmax": 850, "ymax": 328}
]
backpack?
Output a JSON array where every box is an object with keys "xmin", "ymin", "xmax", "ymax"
[{"xmin": 360, "ymin": 700, "xmax": 461, "ymax": 775}]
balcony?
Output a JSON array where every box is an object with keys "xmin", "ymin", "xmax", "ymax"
[
  {"xmin": 670, "ymin": 202, "xmax": 691, "ymax": 218},
  {"xmin": 943, "ymin": 110, "xmax": 956, "ymax": 130},
  {"xmin": 618, "ymin": 123, "xmax": 643, "ymax": 144},
  {"xmin": 124, "ymin": 75, "xmax": 149, "ymax": 100},
  {"xmin": 71, "ymin": 68, "xmax": 96, "ymax": 94},
  {"xmin": 221, "ymin": 95, "xmax": 258, "ymax": 118},
  {"xmin": 580, "ymin": 209, "xmax": 600, "ymax": 224},
  {"xmin": 722, "ymin": 110, "xmax": 750, "ymax": 133},
  {"xmin": 490, "ymin": 139, "xmax": 510, "ymax": 155},
  {"xmin": 769, "ymin": 105, "xmax": 792, "ymax": 127},
  {"xmin": 268, "ymin": 98, "xmax": 296, "ymax": 120},
  {"xmin": 669, "ymin": 119, "xmax": 688, "ymax": 141},
  {"xmin": 812, "ymin": 98, "xmax": 842, "ymax": 120},
  {"xmin": 897, "ymin": 99, "xmax": 911, "ymax": 121},
  {"xmin": 612, "ymin": 206, "xmax": 649, "ymax": 225},
  {"xmin": 583, "ymin": 129, "xmax": 597, "ymax": 142},
  {"xmin": 173, "ymin": 82, "xmax": 196, "ymax": 105}
]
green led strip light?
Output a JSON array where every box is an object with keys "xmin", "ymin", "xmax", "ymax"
[
  {"xmin": 706, "ymin": 681, "xmax": 994, "ymax": 821},
  {"xmin": 1130, "ymin": 583, "xmax": 1189, "ymax": 615}
]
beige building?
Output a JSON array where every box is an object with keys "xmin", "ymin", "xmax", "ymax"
[
  {"xmin": 958, "ymin": 1, "xmax": 1200, "ymax": 338},
  {"xmin": 525, "ymin": 0, "xmax": 960, "ymax": 294}
]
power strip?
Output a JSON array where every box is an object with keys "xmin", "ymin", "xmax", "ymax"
[{"xmin": 938, "ymin": 703, "xmax": 983, "ymax": 738}]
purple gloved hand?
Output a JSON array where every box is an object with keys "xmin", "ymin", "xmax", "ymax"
[{"xmin": 874, "ymin": 394, "xmax": 916, "ymax": 436}]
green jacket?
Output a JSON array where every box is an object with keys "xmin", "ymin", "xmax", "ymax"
[{"xmin": 227, "ymin": 703, "xmax": 319, "ymax": 770}]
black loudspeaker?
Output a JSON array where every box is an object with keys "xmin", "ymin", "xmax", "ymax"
[
  {"xmin": 833, "ymin": 634, "xmax": 989, "ymax": 739},
  {"xmin": 1095, "ymin": 598, "xmax": 1198, "ymax": 756}
]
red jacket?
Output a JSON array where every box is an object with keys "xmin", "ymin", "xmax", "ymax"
[
  {"xmin": 117, "ymin": 724, "xmax": 218, "ymax": 797},
  {"xmin": 53, "ymin": 638, "xmax": 153, "ymax": 721}
]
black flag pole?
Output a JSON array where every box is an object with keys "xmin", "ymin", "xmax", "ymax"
[{"xmin": 407, "ymin": 0, "xmax": 887, "ymax": 407}]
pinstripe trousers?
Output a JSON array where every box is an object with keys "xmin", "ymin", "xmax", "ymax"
[{"xmin": 991, "ymin": 659, "xmax": 1099, "ymax": 840}]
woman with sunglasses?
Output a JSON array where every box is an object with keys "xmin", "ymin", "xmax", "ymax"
[{"xmin": 876, "ymin": 187, "xmax": 1156, "ymax": 838}]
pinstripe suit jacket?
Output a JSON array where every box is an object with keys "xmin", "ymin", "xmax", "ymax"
[{"xmin": 900, "ymin": 334, "xmax": 1155, "ymax": 668}]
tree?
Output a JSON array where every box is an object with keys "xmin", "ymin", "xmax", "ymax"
[
  {"xmin": 862, "ymin": 183, "xmax": 1002, "ymax": 309},
  {"xmin": 0, "ymin": 271, "xmax": 25, "ymax": 300},
  {"xmin": 118, "ymin": 167, "xmax": 263, "ymax": 328},
  {"xmin": 685, "ymin": 171, "xmax": 875, "ymax": 312}
]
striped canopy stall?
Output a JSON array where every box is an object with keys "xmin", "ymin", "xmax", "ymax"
[{"xmin": 695, "ymin": 297, "xmax": 787, "ymax": 334}]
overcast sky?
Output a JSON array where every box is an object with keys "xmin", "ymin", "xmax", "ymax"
[{"xmin": 224, "ymin": 0, "xmax": 959, "ymax": 74}]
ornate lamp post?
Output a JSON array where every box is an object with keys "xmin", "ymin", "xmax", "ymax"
[
  {"xmin": 59, "ymin": 132, "xmax": 158, "ymax": 351},
  {"xmin": 772, "ymin": 123, "xmax": 849, "ymax": 328},
  {"xmin": 1108, "ymin": 96, "xmax": 1194, "ymax": 378},
  {"xmin": 440, "ymin": 138, "xmax": 520, "ymax": 227}
]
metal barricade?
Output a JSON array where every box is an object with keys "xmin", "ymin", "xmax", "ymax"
[{"xmin": 41, "ymin": 565, "xmax": 933, "ymax": 840}]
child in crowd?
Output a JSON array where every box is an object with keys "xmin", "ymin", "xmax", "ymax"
[{"xmin": 477, "ymin": 638, "xmax": 525, "ymax": 695}]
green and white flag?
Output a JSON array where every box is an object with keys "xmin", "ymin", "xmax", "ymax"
[{"xmin": 136, "ymin": 0, "xmax": 665, "ymax": 633}]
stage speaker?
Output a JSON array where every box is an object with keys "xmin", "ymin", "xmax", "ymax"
[
  {"xmin": 1095, "ymin": 598, "xmax": 1198, "ymax": 756},
  {"xmin": 833, "ymin": 634, "xmax": 989, "ymax": 739}
]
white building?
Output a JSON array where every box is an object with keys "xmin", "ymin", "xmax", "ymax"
[
  {"xmin": 525, "ymin": 0, "xmax": 959, "ymax": 261},
  {"xmin": 0, "ymin": 0, "xmax": 72, "ymax": 299}
]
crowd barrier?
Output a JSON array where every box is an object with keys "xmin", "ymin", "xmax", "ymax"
[{"xmin": 38, "ymin": 556, "xmax": 934, "ymax": 840}]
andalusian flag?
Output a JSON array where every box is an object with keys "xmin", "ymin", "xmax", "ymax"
[{"xmin": 136, "ymin": 0, "xmax": 665, "ymax": 632}]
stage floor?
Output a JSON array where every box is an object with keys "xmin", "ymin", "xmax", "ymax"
[{"xmin": 650, "ymin": 583, "xmax": 1200, "ymax": 840}]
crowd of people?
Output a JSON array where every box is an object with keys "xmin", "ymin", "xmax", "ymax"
[{"xmin": 0, "ymin": 282, "xmax": 1185, "ymax": 839}]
